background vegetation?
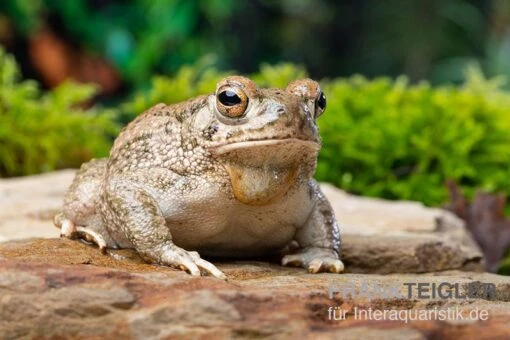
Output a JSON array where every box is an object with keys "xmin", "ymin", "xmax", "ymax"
[
  {"xmin": 0, "ymin": 48, "xmax": 117, "ymax": 176},
  {"xmin": 1, "ymin": 0, "xmax": 510, "ymax": 94}
]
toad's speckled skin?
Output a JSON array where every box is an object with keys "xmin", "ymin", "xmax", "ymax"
[{"xmin": 55, "ymin": 76, "xmax": 343, "ymax": 278}]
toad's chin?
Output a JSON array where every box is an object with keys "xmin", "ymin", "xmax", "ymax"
[{"xmin": 209, "ymin": 139, "xmax": 320, "ymax": 205}]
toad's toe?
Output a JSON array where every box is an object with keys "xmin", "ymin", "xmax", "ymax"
[{"xmin": 160, "ymin": 245, "xmax": 226, "ymax": 280}]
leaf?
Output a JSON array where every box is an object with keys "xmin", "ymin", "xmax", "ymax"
[{"xmin": 446, "ymin": 181, "xmax": 510, "ymax": 273}]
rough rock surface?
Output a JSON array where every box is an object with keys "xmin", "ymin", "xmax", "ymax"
[
  {"xmin": 0, "ymin": 239, "xmax": 509, "ymax": 339},
  {"xmin": 0, "ymin": 170, "xmax": 76, "ymax": 242},
  {"xmin": 0, "ymin": 172, "xmax": 508, "ymax": 338},
  {"xmin": 0, "ymin": 171, "xmax": 483, "ymax": 273}
]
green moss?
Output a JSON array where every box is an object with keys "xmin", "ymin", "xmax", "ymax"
[
  {"xmin": 498, "ymin": 258, "xmax": 510, "ymax": 275},
  {"xmin": 0, "ymin": 48, "xmax": 119, "ymax": 177},
  {"xmin": 317, "ymin": 66, "xmax": 510, "ymax": 209}
]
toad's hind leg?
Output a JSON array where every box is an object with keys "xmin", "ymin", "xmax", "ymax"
[{"xmin": 54, "ymin": 158, "xmax": 117, "ymax": 252}]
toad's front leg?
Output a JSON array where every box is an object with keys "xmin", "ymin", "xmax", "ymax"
[
  {"xmin": 282, "ymin": 180, "xmax": 344, "ymax": 273},
  {"xmin": 103, "ymin": 181, "xmax": 226, "ymax": 279},
  {"xmin": 54, "ymin": 213, "xmax": 108, "ymax": 253}
]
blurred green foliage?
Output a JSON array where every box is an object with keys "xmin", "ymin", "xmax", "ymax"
[
  {"xmin": 0, "ymin": 0, "xmax": 237, "ymax": 85},
  {"xmin": 123, "ymin": 62, "xmax": 510, "ymax": 213},
  {"xmin": 317, "ymin": 66, "xmax": 510, "ymax": 208},
  {"xmin": 499, "ymin": 253, "xmax": 510, "ymax": 275},
  {"xmin": 0, "ymin": 48, "xmax": 118, "ymax": 176},
  {"xmin": 124, "ymin": 56, "xmax": 231, "ymax": 119},
  {"xmin": 2, "ymin": 0, "xmax": 510, "ymax": 90}
]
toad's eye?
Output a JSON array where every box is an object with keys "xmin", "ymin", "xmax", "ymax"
[
  {"xmin": 218, "ymin": 90, "xmax": 241, "ymax": 106},
  {"xmin": 216, "ymin": 85, "xmax": 249, "ymax": 118},
  {"xmin": 315, "ymin": 91, "xmax": 326, "ymax": 117}
]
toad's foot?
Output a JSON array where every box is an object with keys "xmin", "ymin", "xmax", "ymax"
[
  {"xmin": 158, "ymin": 244, "xmax": 226, "ymax": 280},
  {"xmin": 54, "ymin": 213, "xmax": 107, "ymax": 254},
  {"xmin": 282, "ymin": 247, "xmax": 344, "ymax": 273}
]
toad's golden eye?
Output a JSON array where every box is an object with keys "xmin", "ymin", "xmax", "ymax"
[{"xmin": 216, "ymin": 85, "xmax": 249, "ymax": 118}]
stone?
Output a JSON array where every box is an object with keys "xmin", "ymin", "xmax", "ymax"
[
  {"xmin": 0, "ymin": 238, "xmax": 509, "ymax": 339},
  {"xmin": 321, "ymin": 183, "xmax": 484, "ymax": 273},
  {"xmin": 0, "ymin": 171, "xmax": 484, "ymax": 273},
  {"xmin": 0, "ymin": 170, "xmax": 501, "ymax": 337},
  {"xmin": 0, "ymin": 170, "xmax": 75, "ymax": 242}
]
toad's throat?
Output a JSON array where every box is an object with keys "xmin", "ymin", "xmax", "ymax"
[
  {"xmin": 212, "ymin": 139, "xmax": 319, "ymax": 205},
  {"xmin": 225, "ymin": 164, "xmax": 299, "ymax": 205}
]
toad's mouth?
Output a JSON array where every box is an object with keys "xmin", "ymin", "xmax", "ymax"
[
  {"xmin": 209, "ymin": 138, "xmax": 320, "ymax": 206},
  {"xmin": 209, "ymin": 138, "xmax": 320, "ymax": 155}
]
